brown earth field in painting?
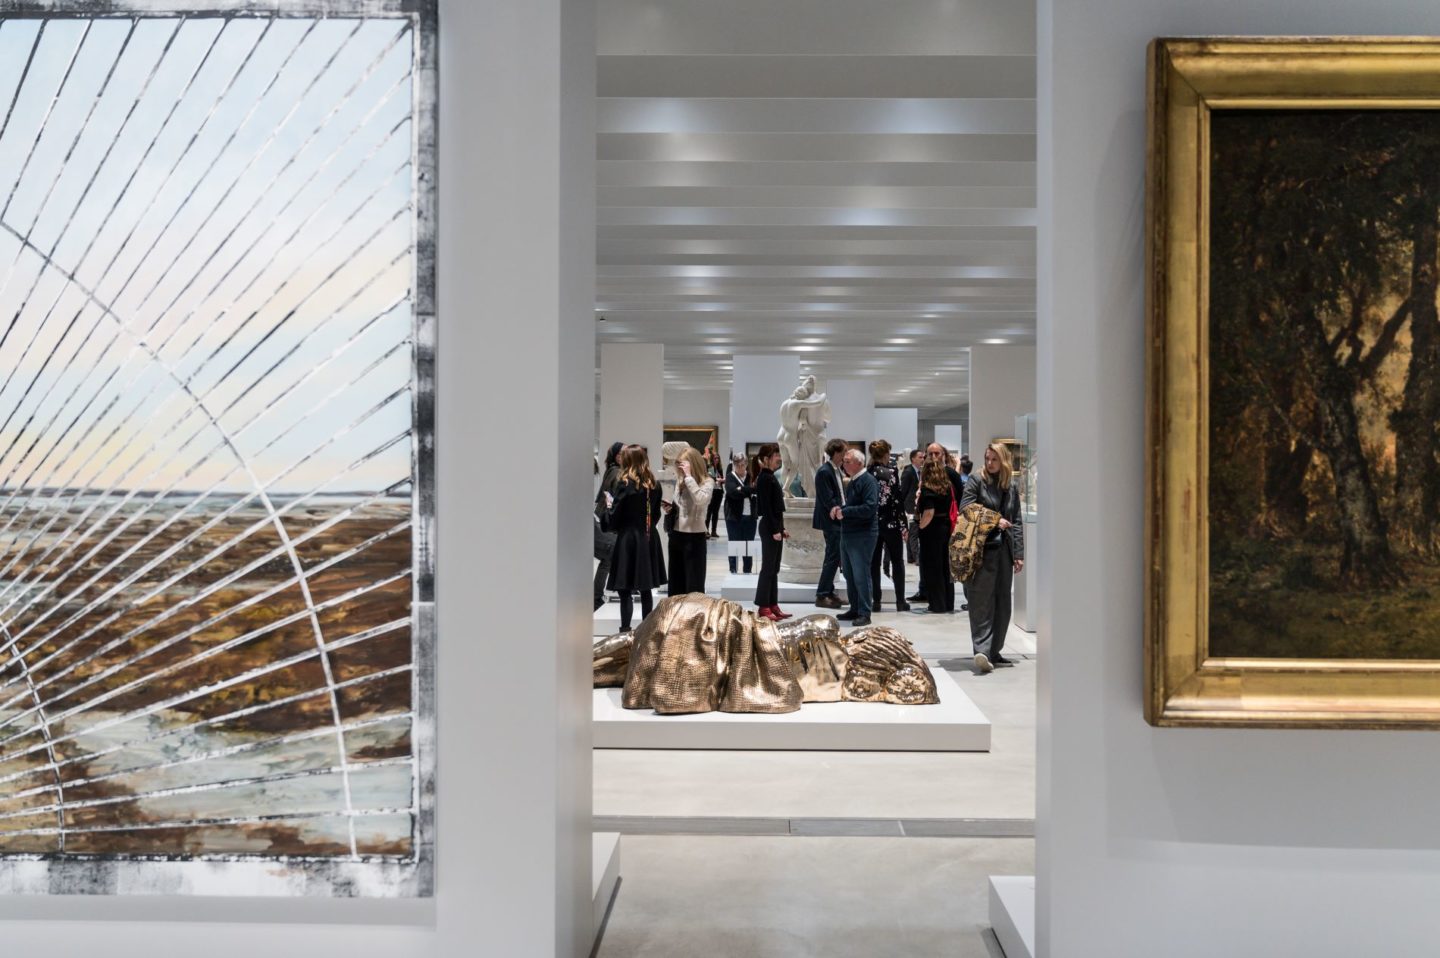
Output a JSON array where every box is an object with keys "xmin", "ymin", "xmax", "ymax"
[
  {"xmin": 1210, "ymin": 539, "xmax": 1440, "ymax": 659},
  {"xmin": 0, "ymin": 496, "xmax": 414, "ymax": 858}
]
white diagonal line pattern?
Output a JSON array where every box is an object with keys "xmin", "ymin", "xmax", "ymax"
[{"xmin": 0, "ymin": 14, "xmax": 417, "ymax": 865}]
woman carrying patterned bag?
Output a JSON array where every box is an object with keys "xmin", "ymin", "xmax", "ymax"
[{"xmin": 959, "ymin": 442, "xmax": 1025, "ymax": 673}]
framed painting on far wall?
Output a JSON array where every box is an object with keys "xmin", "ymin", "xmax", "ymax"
[
  {"xmin": 664, "ymin": 425, "xmax": 718, "ymax": 454},
  {"xmin": 1147, "ymin": 37, "xmax": 1440, "ymax": 728}
]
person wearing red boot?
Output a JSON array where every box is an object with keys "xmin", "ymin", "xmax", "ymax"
[{"xmin": 752, "ymin": 443, "xmax": 792, "ymax": 621}]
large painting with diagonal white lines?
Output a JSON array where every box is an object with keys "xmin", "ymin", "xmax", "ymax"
[{"xmin": 0, "ymin": 1, "xmax": 435, "ymax": 897}]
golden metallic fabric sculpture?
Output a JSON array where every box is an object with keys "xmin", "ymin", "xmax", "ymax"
[{"xmin": 593, "ymin": 594, "xmax": 938, "ymax": 714}]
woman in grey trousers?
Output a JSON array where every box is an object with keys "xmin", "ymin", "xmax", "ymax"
[{"xmin": 959, "ymin": 442, "xmax": 1025, "ymax": 673}]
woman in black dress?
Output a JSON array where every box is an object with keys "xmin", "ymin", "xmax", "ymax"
[
  {"xmin": 912, "ymin": 457, "xmax": 956, "ymax": 615},
  {"xmin": 604, "ymin": 444, "xmax": 667, "ymax": 631},
  {"xmin": 866, "ymin": 439, "xmax": 909, "ymax": 613},
  {"xmin": 704, "ymin": 445, "xmax": 725, "ymax": 537},
  {"xmin": 752, "ymin": 443, "xmax": 791, "ymax": 621}
]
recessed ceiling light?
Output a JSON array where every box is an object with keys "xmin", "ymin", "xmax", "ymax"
[
  {"xmin": 887, "ymin": 338, "xmax": 914, "ymax": 345},
  {"xmin": 981, "ymin": 338, "xmax": 1010, "ymax": 345}
]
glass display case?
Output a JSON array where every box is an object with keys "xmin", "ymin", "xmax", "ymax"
[{"xmin": 1016, "ymin": 413, "xmax": 1037, "ymax": 522}]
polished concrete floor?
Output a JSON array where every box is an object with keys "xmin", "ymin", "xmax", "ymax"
[
  {"xmin": 593, "ymin": 539, "xmax": 1037, "ymax": 956},
  {"xmin": 596, "ymin": 835, "xmax": 1030, "ymax": 958}
]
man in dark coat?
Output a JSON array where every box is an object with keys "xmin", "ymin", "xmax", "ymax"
[
  {"xmin": 832, "ymin": 449, "xmax": 878, "ymax": 626},
  {"xmin": 899, "ymin": 447, "xmax": 924, "ymax": 598},
  {"xmin": 811, "ymin": 438, "xmax": 849, "ymax": 609}
]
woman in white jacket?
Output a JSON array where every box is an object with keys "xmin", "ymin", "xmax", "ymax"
[{"xmin": 666, "ymin": 446, "xmax": 715, "ymax": 595}]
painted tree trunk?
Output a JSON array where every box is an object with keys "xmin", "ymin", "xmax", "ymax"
[
  {"xmin": 1295, "ymin": 308, "xmax": 1405, "ymax": 588},
  {"xmin": 1393, "ymin": 204, "xmax": 1440, "ymax": 554}
]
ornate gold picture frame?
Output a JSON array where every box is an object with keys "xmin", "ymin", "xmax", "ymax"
[{"xmin": 1146, "ymin": 37, "xmax": 1440, "ymax": 728}]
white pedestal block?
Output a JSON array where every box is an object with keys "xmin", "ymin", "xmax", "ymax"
[
  {"xmin": 593, "ymin": 667, "xmax": 989, "ymax": 751},
  {"xmin": 719, "ymin": 573, "xmax": 894, "ymax": 605},
  {"xmin": 593, "ymin": 832, "xmax": 621, "ymax": 941},
  {"xmin": 988, "ymin": 875, "xmax": 1035, "ymax": 958}
]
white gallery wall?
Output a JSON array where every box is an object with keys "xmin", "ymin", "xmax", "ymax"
[
  {"xmin": 934, "ymin": 424, "xmax": 964, "ymax": 454},
  {"xmin": 663, "ymin": 388, "xmax": 730, "ymax": 459},
  {"xmin": 730, "ymin": 355, "xmax": 801, "ymax": 452},
  {"xmin": 873, "ymin": 407, "xmax": 918, "ymax": 451},
  {"xmin": 1038, "ymin": 1, "xmax": 1440, "ymax": 956},
  {"xmin": 825, "ymin": 378, "xmax": 876, "ymax": 444},
  {"xmin": 599, "ymin": 342, "xmax": 663, "ymax": 457},
  {"xmin": 968, "ymin": 344, "xmax": 1035, "ymax": 451},
  {"xmin": 0, "ymin": 1, "xmax": 595, "ymax": 956}
]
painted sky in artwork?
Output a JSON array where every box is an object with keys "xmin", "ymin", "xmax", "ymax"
[{"xmin": 0, "ymin": 17, "xmax": 415, "ymax": 496}]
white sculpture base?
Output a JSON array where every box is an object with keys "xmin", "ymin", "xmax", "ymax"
[
  {"xmin": 593, "ymin": 667, "xmax": 990, "ymax": 751},
  {"xmin": 779, "ymin": 497, "xmax": 825, "ymax": 584}
]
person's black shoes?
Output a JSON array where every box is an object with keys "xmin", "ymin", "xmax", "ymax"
[
  {"xmin": 991, "ymin": 653, "xmax": 1015, "ymax": 666},
  {"xmin": 851, "ymin": 617, "xmax": 872, "ymax": 627},
  {"xmin": 960, "ymin": 603, "xmax": 969, "ymax": 611},
  {"xmin": 906, "ymin": 592, "xmax": 926, "ymax": 603},
  {"xmin": 594, "ymin": 597, "xmax": 605, "ymax": 611},
  {"xmin": 895, "ymin": 600, "xmax": 911, "ymax": 612},
  {"xmin": 837, "ymin": 610, "xmax": 860, "ymax": 621},
  {"xmin": 815, "ymin": 594, "xmax": 844, "ymax": 609}
]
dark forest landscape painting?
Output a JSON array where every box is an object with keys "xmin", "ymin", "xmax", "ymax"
[{"xmin": 1209, "ymin": 110, "xmax": 1440, "ymax": 661}]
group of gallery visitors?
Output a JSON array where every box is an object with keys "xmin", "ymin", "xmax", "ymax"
[{"xmin": 594, "ymin": 437, "xmax": 1026, "ymax": 673}]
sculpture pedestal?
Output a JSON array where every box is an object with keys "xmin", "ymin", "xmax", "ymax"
[{"xmin": 779, "ymin": 497, "xmax": 825, "ymax": 584}]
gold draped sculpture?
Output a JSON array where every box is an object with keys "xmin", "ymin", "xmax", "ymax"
[{"xmin": 593, "ymin": 593, "xmax": 939, "ymax": 714}]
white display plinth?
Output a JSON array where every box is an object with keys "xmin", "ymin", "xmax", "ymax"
[
  {"xmin": 720, "ymin": 573, "xmax": 895, "ymax": 605},
  {"xmin": 593, "ymin": 832, "xmax": 621, "ymax": 941},
  {"xmin": 989, "ymin": 875, "xmax": 1035, "ymax": 958},
  {"xmin": 593, "ymin": 667, "xmax": 989, "ymax": 751}
]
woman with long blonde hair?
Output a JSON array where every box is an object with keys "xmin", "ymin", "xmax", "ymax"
[
  {"xmin": 603, "ymin": 444, "xmax": 667, "ymax": 630},
  {"xmin": 958, "ymin": 442, "xmax": 1025, "ymax": 672},
  {"xmin": 666, "ymin": 446, "xmax": 715, "ymax": 595}
]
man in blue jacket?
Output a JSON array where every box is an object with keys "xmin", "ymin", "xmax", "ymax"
[
  {"xmin": 811, "ymin": 438, "xmax": 849, "ymax": 609},
  {"xmin": 831, "ymin": 448, "xmax": 879, "ymax": 626}
]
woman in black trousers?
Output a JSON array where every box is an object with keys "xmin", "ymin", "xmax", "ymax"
[
  {"xmin": 866, "ymin": 439, "xmax": 909, "ymax": 613},
  {"xmin": 724, "ymin": 455, "xmax": 759, "ymax": 573},
  {"xmin": 752, "ymin": 443, "xmax": 791, "ymax": 621},
  {"xmin": 704, "ymin": 448, "xmax": 725, "ymax": 537},
  {"xmin": 960, "ymin": 442, "xmax": 1025, "ymax": 673},
  {"xmin": 912, "ymin": 457, "xmax": 955, "ymax": 615},
  {"xmin": 604, "ymin": 445, "xmax": 667, "ymax": 631}
]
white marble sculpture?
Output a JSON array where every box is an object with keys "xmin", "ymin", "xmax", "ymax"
[{"xmin": 777, "ymin": 375, "xmax": 831, "ymax": 499}]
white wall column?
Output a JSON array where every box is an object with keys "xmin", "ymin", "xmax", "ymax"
[
  {"xmin": 825, "ymin": 378, "xmax": 876, "ymax": 445},
  {"xmin": 1038, "ymin": 0, "xmax": 1440, "ymax": 955},
  {"xmin": 873, "ymin": 407, "xmax": 919, "ymax": 452},
  {"xmin": 730, "ymin": 355, "xmax": 801, "ymax": 453},
  {"xmin": 599, "ymin": 343, "xmax": 663, "ymax": 457},
  {"xmin": 968, "ymin": 344, "xmax": 1035, "ymax": 451}
]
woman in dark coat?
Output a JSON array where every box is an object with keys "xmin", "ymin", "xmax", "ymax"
[
  {"xmin": 752, "ymin": 443, "xmax": 791, "ymax": 621},
  {"xmin": 605, "ymin": 444, "xmax": 667, "ymax": 631},
  {"xmin": 723, "ymin": 455, "xmax": 759, "ymax": 574},
  {"xmin": 959, "ymin": 442, "xmax": 1025, "ymax": 673},
  {"xmin": 912, "ymin": 457, "xmax": 956, "ymax": 615},
  {"xmin": 593, "ymin": 441, "xmax": 625, "ymax": 610}
]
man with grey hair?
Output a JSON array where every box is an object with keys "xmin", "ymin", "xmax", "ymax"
[{"xmin": 830, "ymin": 448, "xmax": 878, "ymax": 626}]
